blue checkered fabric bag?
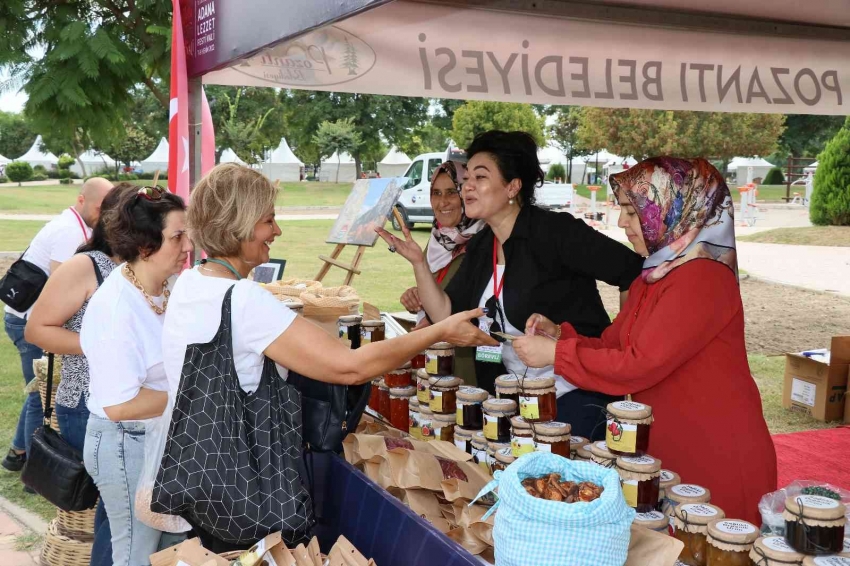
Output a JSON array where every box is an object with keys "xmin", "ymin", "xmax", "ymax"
[{"xmin": 473, "ymin": 452, "xmax": 634, "ymax": 566}]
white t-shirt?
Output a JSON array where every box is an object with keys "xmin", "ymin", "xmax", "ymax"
[
  {"xmin": 162, "ymin": 267, "xmax": 297, "ymax": 395},
  {"xmin": 478, "ymin": 265, "xmax": 576, "ymax": 397},
  {"xmin": 81, "ymin": 266, "xmax": 170, "ymax": 420},
  {"xmin": 6, "ymin": 208, "xmax": 92, "ymax": 318}
]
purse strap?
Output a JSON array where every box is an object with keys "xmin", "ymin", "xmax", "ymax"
[
  {"xmin": 87, "ymin": 254, "xmax": 104, "ymax": 286},
  {"xmin": 43, "ymin": 353, "xmax": 54, "ymax": 427}
]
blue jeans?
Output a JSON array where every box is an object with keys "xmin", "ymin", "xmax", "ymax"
[
  {"xmin": 4, "ymin": 313, "xmax": 44, "ymax": 456},
  {"xmin": 56, "ymin": 402, "xmax": 113, "ymax": 566}
]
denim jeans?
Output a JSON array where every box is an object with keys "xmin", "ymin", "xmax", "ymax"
[{"xmin": 4, "ymin": 313, "xmax": 44, "ymax": 456}]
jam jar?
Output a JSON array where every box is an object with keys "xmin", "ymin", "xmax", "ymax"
[
  {"xmin": 495, "ymin": 374, "xmax": 520, "ymax": 405},
  {"xmin": 606, "ymin": 400, "xmax": 653, "ymax": 457},
  {"xmin": 385, "ymin": 363, "xmax": 413, "ymax": 388},
  {"xmin": 667, "ymin": 484, "xmax": 712, "ymax": 519},
  {"xmin": 416, "ymin": 369, "xmax": 431, "ymax": 404},
  {"xmin": 429, "ymin": 376, "xmax": 462, "ymax": 414},
  {"xmin": 411, "ymin": 351, "xmax": 426, "ymax": 370},
  {"xmin": 431, "ymin": 412, "xmax": 457, "ymax": 443},
  {"xmin": 361, "ymin": 320, "xmax": 385, "ymax": 344},
  {"xmin": 660, "ymin": 469, "xmax": 683, "ymax": 514},
  {"xmin": 471, "ymin": 432, "xmax": 490, "ymax": 472},
  {"xmin": 456, "ymin": 387, "xmax": 488, "ymax": 429},
  {"xmin": 706, "ymin": 519, "xmax": 759, "ymax": 566},
  {"xmin": 492, "ymin": 447, "xmax": 516, "ymax": 472},
  {"xmin": 510, "ymin": 416, "xmax": 534, "ymax": 457},
  {"xmin": 487, "ymin": 441, "xmax": 510, "ymax": 473},
  {"xmin": 784, "ymin": 495, "xmax": 847, "ymax": 555},
  {"xmin": 570, "ymin": 436, "xmax": 590, "ymax": 460},
  {"xmin": 389, "ymin": 386, "xmax": 415, "ymax": 432},
  {"xmin": 518, "ymin": 376, "xmax": 557, "ymax": 422},
  {"xmin": 418, "ymin": 405, "xmax": 434, "ymax": 441},
  {"xmin": 454, "ymin": 426, "xmax": 476, "ymax": 455},
  {"xmin": 634, "ymin": 510, "xmax": 670, "ymax": 534},
  {"xmin": 575, "ymin": 443, "xmax": 593, "ymax": 461},
  {"xmin": 802, "ymin": 557, "xmax": 850, "ymax": 566},
  {"xmin": 589, "ymin": 441, "xmax": 617, "ymax": 468},
  {"xmin": 338, "ymin": 315, "xmax": 363, "ymax": 349},
  {"xmin": 409, "ymin": 397, "xmax": 421, "ymax": 439},
  {"xmin": 483, "ymin": 398, "xmax": 517, "ymax": 442},
  {"xmin": 532, "ymin": 421, "xmax": 571, "ymax": 458},
  {"xmin": 674, "ymin": 503, "xmax": 726, "ymax": 566},
  {"xmin": 425, "ymin": 342, "xmax": 455, "ymax": 377},
  {"xmin": 368, "ymin": 378, "xmax": 382, "ymax": 412},
  {"xmin": 748, "ymin": 536, "xmax": 805, "ymax": 566},
  {"xmin": 377, "ymin": 379, "xmax": 390, "ymax": 419},
  {"xmin": 617, "ymin": 454, "xmax": 662, "ymax": 513}
]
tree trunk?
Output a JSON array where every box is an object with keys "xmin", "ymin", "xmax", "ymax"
[
  {"xmin": 336, "ymin": 154, "xmax": 341, "ymax": 184},
  {"xmin": 70, "ymin": 138, "xmax": 87, "ymax": 178},
  {"xmin": 354, "ymin": 155, "xmax": 362, "ymax": 180}
]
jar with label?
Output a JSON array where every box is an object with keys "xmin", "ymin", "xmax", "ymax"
[
  {"xmin": 487, "ymin": 441, "xmax": 510, "ymax": 473},
  {"xmin": 495, "ymin": 374, "xmax": 520, "ymax": 405},
  {"xmin": 454, "ymin": 426, "xmax": 476, "ymax": 455},
  {"xmin": 617, "ymin": 454, "xmax": 662, "ymax": 513},
  {"xmin": 456, "ymin": 387, "xmax": 488, "ymax": 429},
  {"xmin": 589, "ymin": 441, "xmax": 617, "ymax": 468},
  {"xmin": 748, "ymin": 536, "xmax": 804, "ymax": 566},
  {"xmin": 471, "ymin": 432, "xmax": 490, "ymax": 473},
  {"xmin": 483, "ymin": 398, "xmax": 517, "ymax": 442},
  {"xmin": 416, "ymin": 369, "xmax": 431, "ymax": 404},
  {"xmin": 378, "ymin": 379, "xmax": 390, "ymax": 419},
  {"xmin": 419, "ymin": 405, "xmax": 434, "ymax": 441},
  {"xmin": 385, "ymin": 363, "xmax": 413, "ymax": 388},
  {"xmin": 569, "ymin": 436, "xmax": 590, "ymax": 460},
  {"xmin": 706, "ymin": 519, "xmax": 759, "ymax": 566},
  {"xmin": 660, "ymin": 470, "xmax": 683, "ymax": 502},
  {"xmin": 518, "ymin": 376, "xmax": 557, "ymax": 422},
  {"xmin": 673, "ymin": 503, "xmax": 726, "ymax": 566},
  {"xmin": 425, "ymin": 342, "xmax": 455, "ymax": 377},
  {"xmin": 532, "ymin": 421, "xmax": 571, "ymax": 458},
  {"xmin": 575, "ymin": 443, "xmax": 593, "ymax": 461},
  {"xmin": 492, "ymin": 447, "xmax": 516, "ymax": 472},
  {"xmin": 361, "ymin": 320, "xmax": 385, "ymax": 344},
  {"xmin": 431, "ymin": 412, "xmax": 457, "ymax": 443},
  {"xmin": 634, "ymin": 510, "xmax": 670, "ymax": 534},
  {"xmin": 389, "ymin": 386, "xmax": 415, "ymax": 432},
  {"xmin": 511, "ymin": 416, "xmax": 535, "ymax": 457},
  {"xmin": 784, "ymin": 495, "xmax": 847, "ymax": 555},
  {"xmin": 338, "ymin": 315, "xmax": 363, "ymax": 349},
  {"xmin": 802, "ymin": 557, "xmax": 850, "ymax": 566},
  {"xmin": 667, "ymin": 484, "xmax": 712, "ymax": 518},
  {"xmin": 368, "ymin": 378, "xmax": 381, "ymax": 412},
  {"xmin": 429, "ymin": 376, "xmax": 462, "ymax": 414},
  {"xmin": 606, "ymin": 400, "xmax": 653, "ymax": 457},
  {"xmin": 411, "ymin": 351, "xmax": 426, "ymax": 370},
  {"xmin": 409, "ymin": 398, "xmax": 421, "ymax": 439}
]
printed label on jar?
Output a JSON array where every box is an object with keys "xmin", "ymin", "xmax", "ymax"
[
  {"xmin": 621, "ymin": 455, "xmax": 657, "ymax": 466},
  {"xmin": 511, "ymin": 436, "xmax": 535, "ymax": 457},
  {"xmin": 473, "ymin": 448, "xmax": 489, "ymax": 472},
  {"xmin": 483, "ymin": 414, "xmax": 499, "ymax": 440},
  {"xmin": 635, "ymin": 510, "xmax": 666, "ymax": 522},
  {"xmin": 536, "ymin": 442, "xmax": 552, "ymax": 453},
  {"xmin": 519, "ymin": 396, "xmax": 540, "ymax": 420},
  {"xmin": 660, "ymin": 470, "xmax": 676, "ymax": 483},
  {"xmin": 671, "ymin": 484, "xmax": 707, "ymax": 498},
  {"xmin": 813, "ymin": 558, "xmax": 850, "ymax": 566},
  {"xmin": 761, "ymin": 536, "xmax": 796, "ymax": 553},
  {"xmin": 362, "ymin": 331, "xmax": 372, "ymax": 345},
  {"xmin": 417, "ymin": 381, "xmax": 430, "ymax": 404},
  {"xmin": 612, "ymin": 400, "xmax": 647, "ymax": 412},
  {"xmin": 430, "ymin": 390, "xmax": 444, "ymax": 412},
  {"xmin": 679, "ymin": 503, "xmax": 717, "ymax": 517},
  {"xmin": 622, "ymin": 479, "xmax": 638, "ymax": 508},
  {"xmin": 456, "ymin": 402, "xmax": 465, "ymax": 425},
  {"xmin": 714, "ymin": 520, "xmax": 756, "ymax": 535},
  {"xmin": 606, "ymin": 419, "xmax": 638, "ymax": 453},
  {"xmin": 420, "ymin": 421, "xmax": 434, "ymax": 439},
  {"xmin": 425, "ymin": 353, "xmax": 439, "ymax": 374},
  {"xmin": 454, "ymin": 438, "xmax": 468, "ymax": 452},
  {"xmin": 796, "ymin": 495, "xmax": 841, "ymax": 509}
]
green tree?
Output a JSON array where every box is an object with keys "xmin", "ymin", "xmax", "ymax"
[
  {"xmin": 810, "ymin": 117, "xmax": 850, "ymax": 226},
  {"xmin": 763, "ymin": 167, "xmax": 785, "ymax": 185},
  {"xmin": 104, "ymin": 127, "xmax": 156, "ymax": 174},
  {"xmin": 0, "ymin": 111, "xmax": 35, "ymax": 159},
  {"xmin": 547, "ymin": 163, "xmax": 566, "ymax": 182},
  {"xmin": 397, "ymin": 123, "xmax": 450, "ymax": 157},
  {"xmin": 548, "ymin": 107, "xmax": 593, "ymax": 180},
  {"xmin": 780, "ymin": 115, "xmax": 846, "ymax": 158},
  {"xmin": 5, "ymin": 161, "xmax": 33, "ymax": 186},
  {"xmin": 451, "ymin": 101, "xmax": 545, "ymax": 148},
  {"xmin": 313, "ymin": 118, "xmax": 363, "ymax": 183}
]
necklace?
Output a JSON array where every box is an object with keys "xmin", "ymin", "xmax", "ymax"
[{"xmin": 124, "ymin": 263, "xmax": 170, "ymax": 315}]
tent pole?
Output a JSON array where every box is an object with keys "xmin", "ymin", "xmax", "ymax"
[{"xmin": 188, "ymin": 76, "xmax": 203, "ymax": 264}]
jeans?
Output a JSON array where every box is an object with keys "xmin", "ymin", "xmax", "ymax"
[
  {"xmin": 556, "ymin": 388, "xmax": 621, "ymax": 441},
  {"xmin": 56, "ymin": 402, "xmax": 113, "ymax": 566},
  {"xmin": 4, "ymin": 313, "xmax": 44, "ymax": 456}
]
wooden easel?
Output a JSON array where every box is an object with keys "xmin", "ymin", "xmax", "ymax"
[{"xmin": 315, "ymin": 244, "xmax": 367, "ymax": 286}]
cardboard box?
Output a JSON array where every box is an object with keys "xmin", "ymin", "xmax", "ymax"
[{"xmin": 783, "ymin": 336, "xmax": 850, "ymax": 422}]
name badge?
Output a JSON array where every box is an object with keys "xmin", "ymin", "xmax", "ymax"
[{"xmin": 476, "ymin": 318, "xmax": 503, "ymax": 363}]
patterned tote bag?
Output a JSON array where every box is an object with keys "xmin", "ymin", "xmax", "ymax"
[{"xmin": 152, "ymin": 286, "xmax": 314, "ymax": 545}]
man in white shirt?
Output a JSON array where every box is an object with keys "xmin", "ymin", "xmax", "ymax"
[{"xmin": 2, "ymin": 177, "xmax": 112, "ymax": 479}]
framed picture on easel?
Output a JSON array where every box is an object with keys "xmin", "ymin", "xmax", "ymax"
[
  {"xmin": 252, "ymin": 259, "xmax": 286, "ymax": 283},
  {"xmin": 326, "ymin": 178, "xmax": 405, "ymax": 246}
]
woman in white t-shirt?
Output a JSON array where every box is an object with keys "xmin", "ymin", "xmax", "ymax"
[
  {"xmin": 80, "ymin": 186, "xmax": 193, "ymax": 566},
  {"xmin": 163, "ymin": 164, "xmax": 496, "ymax": 550}
]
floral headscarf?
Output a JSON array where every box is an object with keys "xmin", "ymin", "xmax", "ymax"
[
  {"xmin": 426, "ymin": 161, "xmax": 485, "ymax": 273},
  {"xmin": 609, "ymin": 157, "xmax": 737, "ymax": 284}
]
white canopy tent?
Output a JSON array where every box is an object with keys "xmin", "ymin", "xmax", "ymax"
[
  {"xmin": 727, "ymin": 157, "xmax": 775, "ymax": 183},
  {"xmin": 70, "ymin": 150, "xmax": 117, "ymax": 177},
  {"xmin": 140, "ymin": 138, "xmax": 169, "ymax": 174},
  {"xmin": 18, "ymin": 135, "xmax": 58, "ymax": 170},
  {"xmin": 220, "ymin": 148, "xmax": 247, "ymax": 166},
  {"xmin": 378, "ymin": 147, "xmax": 412, "ymax": 177},
  {"xmin": 804, "ymin": 161, "xmax": 819, "ymax": 173},
  {"xmin": 320, "ymin": 151, "xmax": 356, "ymax": 183},
  {"xmin": 262, "ymin": 137, "xmax": 304, "ymax": 182},
  {"xmin": 0, "ymin": 153, "xmax": 9, "ymax": 165}
]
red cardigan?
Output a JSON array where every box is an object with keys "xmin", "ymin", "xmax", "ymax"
[{"xmin": 556, "ymin": 259, "xmax": 776, "ymax": 524}]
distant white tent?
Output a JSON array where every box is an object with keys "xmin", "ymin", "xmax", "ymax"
[
  {"xmin": 320, "ymin": 151, "xmax": 356, "ymax": 183},
  {"xmin": 18, "ymin": 135, "xmax": 59, "ymax": 169},
  {"xmin": 804, "ymin": 161, "xmax": 819, "ymax": 173},
  {"xmin": 0, "ymin": 153, "xmax": 10, "ymax": 165},
  {"xmin": 220, "ymin": 148, "xmax": 247, "ymax": 166},
  {"xmin": 70, "ymin": 150, "xmax": 117, "ymax": 177},
  {"xmin": 262, "ymin": 137, "xmax": 303, "ymax": 182},
  {"xmin": 378, "ymin": 147, "xmax": 412, "ymax": 178},
  {"xmin": 140, "ymin": 138, "xmax": 169, "ymax": 174},
  {"xmin": 727, "ymin": 157, "xmax": 775, "ymax": 183}
]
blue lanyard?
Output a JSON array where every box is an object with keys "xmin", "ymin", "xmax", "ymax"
[{"xmin": 196, "ymin": 258, "xmax": 243, "ymax": 280}]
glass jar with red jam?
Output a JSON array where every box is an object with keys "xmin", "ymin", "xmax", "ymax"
[
  {"xmin": 389, "ymin": 386, "xmax": 415, "ymax": 432},
  {"xmin": 425, "ymin": 342, "xmax": 455, "ymax": 377},
  {"xmin": 471, "ymin": 432, "xmax": 490, "ymax": 473},
  {"xmin": 495, "ymin": 374, "xmax": 520, "ymax": 405},
  {"xmin": 616, "ymin": 454, "xmax": 662, "ymax": 513},
  {"xmin": 487, "ymin": 441, "xmax": 510, "ymax": 473},
  {"xmin": 409, "ymin": 397, "xmax": 421, "ymax": 439},
  {"xmin": 429, "ymin": 376, "xmax": 462, "ymax": 414},
  {"xmin": 385, "ymin": 363, "xmax": 413, "ymax": 388},
  {"xmin": 510, "ymin": 416, "xmax": 534, "ymax": 457},
  {"xmin": 361, "ymin": 320, "xmax": 385, "ymax": 344},
  {"xmin": 338, "ymin": 315, "xmax": 363, "ymax": 349},
  {"xmin": 569, "ymin": 436, "xmax": 590, "ymax": 460},
  {"xmin": 589, "ymin": 441, "xmax": 617, "ymax": 468},
  {"xmin": 748, "ymin": 536, "xmax": 805, "ymax": 566},
  {"xmin": 532, "ymin": 421, "xmax": 572, "ymax": 458},
  {"xmin": 418, "ymin": 405, "xmax": 434, "ymax": 441},
  {"xmin": 492, "ymin": 447, "xmax": 516, "ymax": 472},
  {"xmin": 454, "ymin": 426, "xmax": 476, "ymax": 455},
  {"xmin": 667, "ymin": 484, "xmax": 712, "ymax": 520},
  {"xmin": 706, "ymin": 519, "xmax": 759, "ymax": 566},
  {"xmin": 673, "ymin": 503, "xmax": 725, "ymax": 566},
  {"xmin": 378, "ymin": 379, "xmax": 390, "ymax": 419},
  {"xmin": 633, "ymin": 510, "xmax": 670, "ymax": 534},
  {"xmin": 784, "ymin": 495, "xmax": 847, "ymax": 556},
  {"xmin": 368, "ymin": 378, "xmax": 382, "ymax": 412},
  {"xmin": 431, "ymin": 412, "xmax": 457, "ymax": 443},
  {"xmin": 518, "ymin": 376, "xmax": 557, "ymax": 422},
  {"xmin": 456, "ymin": 387, "xmax": 488, "ymax": 429},
  {"xmin": 659, "ymin": 469, "xmax": 682, "ymax": 514},
  {"xmin": 606, "ymin": 400, "xmax": 654, "ymax": 457},
  {"xmin": 416, "ymin": 369, "xmax": 431, "ymax": 404},
  {"xmin": 411, "ymin": 351, "xmax": 426, "ymax": 370},
  {"xmin": 483, "ymin": 398, "xmax": 517, "ymax": 443}
]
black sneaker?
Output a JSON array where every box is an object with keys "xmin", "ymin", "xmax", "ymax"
[
  {"xmin": 23, "ymin": 485, "xmax": 35, "ymax": 494},
  {"xmin": 1, "ymin": 449, "xmax": 26, "ymax": 472}
]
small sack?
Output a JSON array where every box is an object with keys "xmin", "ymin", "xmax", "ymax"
[
  {"xmin": 0, "ymin": 252, "xmax": 47, "ymax": 311},
  {"xmin": 473, "ymin": 451, "xmax": 634, "ymax": 566}
]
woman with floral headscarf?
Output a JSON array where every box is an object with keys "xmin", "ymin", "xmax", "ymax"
[
  {"xmin": 399, "ymin": 161, "xmax": 484, "ymax": 384},
  {"xmin": 514, "ymin": 157, "xmax": 776, "ymax": 523}
]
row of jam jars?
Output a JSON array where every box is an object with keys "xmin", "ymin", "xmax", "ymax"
[
  {"xmin": 606, "ymin": 400, "xmax": 654, "ymax": 457},
  {"xmin": 510, "ymin": 417, "xmax": 572, "ymax": 458},
  {"xmin": 389, "ymin": 386, "xmax": 415, "ymax": 432}
]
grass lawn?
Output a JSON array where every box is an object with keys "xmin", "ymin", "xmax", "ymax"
[
  {"xmin": 754, "ymin": 185, "xmax": 796, "ymax": 202},
  {"xmin": 0, "ymin": 220, "xmax": 48, "ymax": 251},
  {"xmin": 739, "ymin": 226, "xmax": 850, "ymax": 247}
]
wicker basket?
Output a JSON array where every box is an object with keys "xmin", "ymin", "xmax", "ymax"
[
  {"xmin": 40, "ymin": 518, "xmax": 92, "ymax": 566},
  {"xmin": 266, "ymin": 278, "xmax": 323, "ymax": 299},
  {"xmin": 56, "ymin": 505, "xmax": 97, "ymax": 540}
]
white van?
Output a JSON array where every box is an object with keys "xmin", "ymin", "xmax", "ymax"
[{"xmin": 391, "ymin": 152, "xmax": 445, "ymax": 230}]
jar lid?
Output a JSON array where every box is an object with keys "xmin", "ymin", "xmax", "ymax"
[
  {"xmin": 519, "ymin": 376, "xmax": 556, "ymax": 390},
  {"xmin": 749, "ymin": 536, "xmax": 806, "ymax": 562},
  {"xmin": 633, "ymin": 510, "xmax": 669, "ymax": 531},
  {"xmin": 338, "ymin": 315, "xmax": 362, "ymax": 323},
  {"xmin": 674, "ymin": 503, "xmax": 725, "ymax": 526},
  {"xmin": 589, "ymin": 441, "xmax": 615, "ymax": 459},
  {"xmin": 429, "ymin": 376, "xmax": 463, "ymax": 388},
  {"xmin": 531, "ymin": 421, "xmax": 571, "ymax": 437},
  {"xmin": 419, "ymin": 405, "xmax": 433, "ymax": 416},
  {"xmin": 607, "ymin": 400, "xmax": 653, "ymax": 420},
  {"xmin": 432, "ymin": 412, "xmax": 458, "ymax": 425},
  {"xmin": 707, "ymin": 519, "xmax": 759, "ymax": 546},
  {"xmin": 510, "ymin": 416, "xmax": 531, "ymax": 430},
  {"xmin": 371, "ymin": 377, "xmax": 382, "ymax": 385},
  {"xmin": 495, "ymin": 374, "xmax": 518, "ymax": 387},
  {"xmin": 785, "ymin": 494, "xmax": 847, "ymax": 522},
  {"xmin": 570, "ymin": 436, "xmax": 589, "ymax": 448},
  {"xmin": 416, "ymin": 369, "xmax": 430, "ymax": 381},
  {"xmin": 409, "ymin": 398, "xmax": 420, "ymax": 409},
  {"xmin": 377, "ymin": 379, "xmax": 389, "ymax": 390},
  {"xmin": 616, "ymin": 454, "xmax": 662, "ymax": 474},
  {"xmin": 457, "ymin": 387, "xmax": 489, "ymax": 403},
  {"xmin": 660, "ymin": 469, "xmax": 681, "ymax": 489},
  {"xmin": 454, "ymin": 426, "xmax": 477, "ymax": 441},
  {"xmin": 576, "ymin": 444, "xmax": 593, "ymax": 459},
  {"xmin": 802, "ymin": 558, "xmax": 850, "ymax": 566},
  {"xmin": 483, "ymin": 398, "xmax": 518, "ymax": 415},
  {"xmin": 389, "ymin": 363, "xmax": 412, "ymax": 374},
  {"xmin": 495, "ymin": 447, "xmax": 516, "ymax": 464},
  {"xmin": 487, "ymin": 440, "xmax": 510, "ymax": 453},
  {"xmin": 668, "ymin": 484, "xmax": 711, "ymax": 504},
  {"xmin": 389, "ymin": 386, "xmax": 416, "ymax": 397},
  {"xmin": 471, "ymin": 431, "xmax": 488, "ymax": 448},
  {"xmin": 428, "ymin": 341, "xmax": 454, "ymax": 351},
  {"xmin": 361, "ymin": 319, "xmax": 385, "ymax": 328}
]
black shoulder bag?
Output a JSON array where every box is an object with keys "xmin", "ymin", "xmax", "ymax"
[{"xmin": 0, "ymin": 249, "xmax": 48, "ymax": 312}]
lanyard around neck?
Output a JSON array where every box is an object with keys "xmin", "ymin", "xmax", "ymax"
[
  {"xmin": 492, "ymin": 238, "xmax": 505, "ymax": 299},
  {"xmin": 68, "ymin": 207, "xmax": 87, "ymax": 240},
  {"xmin": 197, "ymin": 258, "xmax": 243, "ymax": 280}
]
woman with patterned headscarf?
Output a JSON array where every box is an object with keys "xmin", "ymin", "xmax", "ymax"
[
  {"xmin": 514, "ymin": 157, "xmax": 776, "ymax": 523},
  {"xmin": 399, "ymin": 160, "xmax": 484, "ymax": 384}
]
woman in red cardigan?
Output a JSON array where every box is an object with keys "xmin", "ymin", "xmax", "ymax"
[{"xmin": 513, "ymin": 157, "xmax": 776, "ymax": 524}]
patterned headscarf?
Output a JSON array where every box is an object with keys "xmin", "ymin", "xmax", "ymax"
[
  {"xmin": 609, "ymin": 157, "xmax": 738, "ymax": 284},
  {"xmin": 426, "ymin": 161, "xmax": 485, "ymax": 273}
]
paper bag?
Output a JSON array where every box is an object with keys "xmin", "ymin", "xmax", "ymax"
[
  {"xmin": 446, "ymin": 526, "xmax": 490, "ymax": 555},
  {"xmin": 326, "ymin": 535, "xmax": 371, "ymax": 566},
  {"xmin": 149, "ymin": 537, "xmax": 230, "ymax": 566},
  {"xmin": 390, "ymin": 488, "xmax": 453, "ymax": 533},
  {"xmin": 379, "ymin": 450, "xmax": 490, "ymax": 500},
  {"xmin": 343, "ymin": 434, "xmax": 472, "ymax": 467},
  {"xmin": 452, "ymin": 501, "xmax": 495, "ymax": 546},
  {"xmin": 624, "ymin": 524, "xmax": 684, "ymax": 566}
]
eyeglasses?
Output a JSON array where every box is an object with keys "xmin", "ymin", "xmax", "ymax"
[
  {"xmin": 136, "ymin": 186, "xmax": 166, "ymax": 201},
  {"xmin": 485, "ymin": 295, "xmax": 508, "ymax": 344}
]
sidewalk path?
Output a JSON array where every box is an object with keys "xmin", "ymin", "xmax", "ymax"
[{"xmin": 0, "ymin": 497, "xmax": 47, "ymax": 566}]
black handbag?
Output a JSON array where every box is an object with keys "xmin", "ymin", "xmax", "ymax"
[
  {"xmin": 21, "ymin": 353, "xmax": 99, "ymax": 512},
  {"xmin": 0, "ymin": 249, "xmax": 48, "ymax": 312}
]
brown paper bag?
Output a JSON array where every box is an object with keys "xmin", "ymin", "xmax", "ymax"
[
  {"xmin": 446, "ymin": 526, "xmax": 490, "ymax": 555},
  {"xmin": 451, "ymin": 501, "xmax": 495, "ymax": 547},
  {"xmin": 307, "ymin": 537, "xmax": 323, "ymax": 566},
  {"xmin": 326, "ymin": 535, "xmax": 371, "ymax": 566},
  {"xmin": 150, "ymin": 538, "xmax": 229, "ymax": 566},
  {"xmin": 362, "ymin": 303, "xmax": 381, "ymax": 322},
  {"xmin": 266, "ymin": 544, "xmax": 298, "ymax": 566},
  {"xmin": 379, "ymin": 450, "xmax": 489, "ymax": 498},
  {"xmin": 624, "ymin": 524, "xmax": 684, "ymax": 566},
  {"xmin": 292, "ymin": 543, "xmax": 313, "ymax": 566},
  {"xmin": 150, "ymin": 538, "xmax": 201, "ymax": 566},
  {"xmin": 343, "ymin": 434, "xmax": 472, "ymax": 467},
  {"xmin": 393, "ymin": 488, "xmax": 453, "ymax": 533}
]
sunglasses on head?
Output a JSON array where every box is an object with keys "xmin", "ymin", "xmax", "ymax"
[
  {"xmin": 485, "ymin": 295, "xmax": 508, "ymax": 344},
  {"xmin": 136, "ymin": 186, "xmax": 167, "ymax": 202}
]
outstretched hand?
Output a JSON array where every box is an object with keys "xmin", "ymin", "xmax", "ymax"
[
  {"xmin": 438, "ymin": 308, "xmax": 499, "ymax": 348},
  {"xmin": 376, "ymin": 225, "xmax": 425, "ymax": 267}
]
